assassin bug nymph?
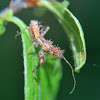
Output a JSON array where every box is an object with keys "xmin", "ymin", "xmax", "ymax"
[{"xmin": 16, "ymin": 20, "xmax": 76, "ymax": 94}]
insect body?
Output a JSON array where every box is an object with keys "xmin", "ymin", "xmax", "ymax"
[
  {"xmin": 29, "ymin": 20, "xmax": 63, "ymax": 58},
  {"xmin": 16, "ymin": 20, "xmax": 76, "ymax": 94}
]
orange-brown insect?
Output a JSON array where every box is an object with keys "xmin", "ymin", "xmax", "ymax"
[{"xmin": 16, "ymin": 20, "xmax": 76, "ymax": 94}]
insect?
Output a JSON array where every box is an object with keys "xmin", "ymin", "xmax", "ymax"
[{"xmin": 16, "ymin": 20, "xmax": 76, "ymax": 94}]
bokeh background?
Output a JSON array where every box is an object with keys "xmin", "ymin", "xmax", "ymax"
[{"xmin": 0, "ymin": 0, "xmax": 100, "ymax": 100}]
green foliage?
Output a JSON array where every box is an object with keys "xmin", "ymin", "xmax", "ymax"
[
  {"xmin": 0, "ymin": 9, "xmax": 62, "ymax": 100},
  {"xmin": 0, "ymin": 9, "xmax": 13, "ymax": 35},
  {"xmin": 0, "ymin": 16, "xmax": 5, "ymax": 35},
  {"xmin": 0, "ymin": 0, "xmax": 86, "ymax": 100},
  {"xmin": 39, "ymin": 0, "xmax": 86, "ymax": 72}
]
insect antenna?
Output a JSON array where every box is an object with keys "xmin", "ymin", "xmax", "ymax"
[
  {"xmin": 63, "ymin": 56, "xmax": 76, "ymax": 94},
  {"xmin": 15, "ymin": 26, "xmax": 28, "ymax": 39}
]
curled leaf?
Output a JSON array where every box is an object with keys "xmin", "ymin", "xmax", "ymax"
[{"xmin": 39, "ymin": 0, "xmax": 86, "ymax": 72}]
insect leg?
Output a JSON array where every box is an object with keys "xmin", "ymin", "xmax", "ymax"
[
  {"xmin": 63, "ymin": 56, "xmax": 76, "ymax": 94},
  {"xmin": 32, "ymin": 50, "xmax": 45, "ymax": 74},
  {"xmin": 40, "ymin": 26, "xmax": 50, "ymax": 37},
  {"xmin": 23, "ymin": 42, "xmax": 37, "ymax": 56},
  {"xmin": 15, "ymin": 26, "xmax": 29, "ymax": 39}
]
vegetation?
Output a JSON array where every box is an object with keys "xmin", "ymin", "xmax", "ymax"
[{"xmin": 0, "ymin": 0, "xmax": 86, "ymax": 100}]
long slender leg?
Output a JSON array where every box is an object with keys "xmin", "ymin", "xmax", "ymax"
[
  {"xmin": 23, "ymin": 42, "xmax": 37, "ymax": 56},
  {"xmin": 32, "ymin": 50, "xmax": 45, "ymax": 74},
  {"xmin": 63, "ymin": 56, "xmax": 76, "ymax": 94},
  {"xmin": 15, "ymin": 26, "xmax": 29, "ymax": 39},
  {"xmin": 40, "ymin": 26, "xmax": 50, "ymax": 37}
]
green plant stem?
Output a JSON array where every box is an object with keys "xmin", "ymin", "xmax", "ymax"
[{"xmin": 5, "ymin": 16, "xmax": 39, "ymax": 99}]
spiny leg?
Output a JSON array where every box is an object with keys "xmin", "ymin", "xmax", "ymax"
[
  {"xmin": 23, "ymin": 42, "xmax": 38, "ymax": 56},
  {"xmin": 32, "ymin": 50, "xmax": 45, "ymax": 75},
  {"xmin": 40, "ymin": 26, "xmax": 50, "ymax": 37}
]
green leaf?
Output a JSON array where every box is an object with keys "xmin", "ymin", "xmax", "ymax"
[
  {"xmin": 0, "ymin": 16, "xmax": 5, "ymax": 35},
  {"xmin": 3, "ymin": 9, "xmax": 13, "ymax": 18},
  {"xmin": 39, "ymin": 0, "xmax": 86, "ymax": 72},
  {"xmin": 0, "ymin": 9, "xmax": 13, "ymax": 35},
  {"xmin": 5, "ymin": 15, "xmax": 62, "ymax": 100}
]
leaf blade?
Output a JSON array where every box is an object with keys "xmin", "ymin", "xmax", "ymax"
[{"xmin": 39, "ymin": 0, "xmax": 86, "ymax": 72}]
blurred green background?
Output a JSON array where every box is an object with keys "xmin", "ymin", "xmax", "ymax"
[{"xmin": 0, "ymin": 0, "xmax": 100, "ymax": 100}]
